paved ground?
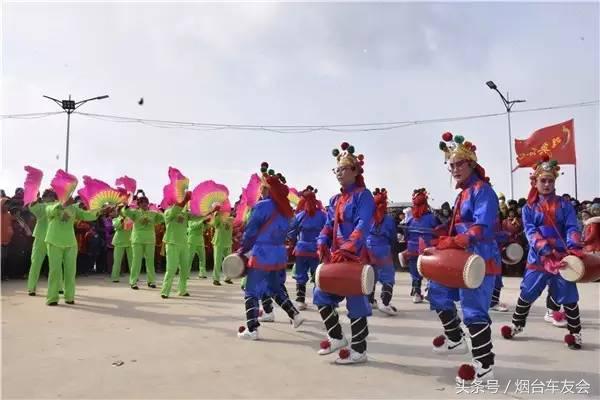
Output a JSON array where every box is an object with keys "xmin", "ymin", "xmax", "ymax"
[{"xmin": 2, "ymin": 271, "xmax": 599, "ymax": 399}]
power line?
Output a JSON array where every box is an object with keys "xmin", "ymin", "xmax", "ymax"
[{"xmin": 0, "ymin": 111, "xmax": 65, "ymax": 119}]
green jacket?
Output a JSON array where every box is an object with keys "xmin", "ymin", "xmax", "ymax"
[
  {"xmin": 211, "ymin": 212, "xmax": 233, "ymax": 248},
  {"xmin": 112, "ymin": 216, "xmax": 132, "ymax": 247},
  {"xmin": 29, "ymin": 201, "xmax": 56, "ymax": 239},
  {"xmin": 187, "ymin": 216, "xmax": 206, "ymax": 246},
  {"xmin": 122, "ymin": 208, "xmax": 164, "ymax": 245},
  {"xmin": 45, "ymin": 203, "xmax": 98, "ymax": 248},
  {"xmin": 163, "ymin": 205, "xmax": 189, "ymax": 246}
]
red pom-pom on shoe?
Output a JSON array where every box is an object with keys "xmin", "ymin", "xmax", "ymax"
[
  {"xmin": 432, "ymin": 335, "xmax": 445, "ymax": 347},
  {"xmin": 457, "ymin": 364, "xmax": 476, "ymax": 381},
  {"xmin": 238, "ymin": 326, "xmax": 246, "ymax": 333},
  {"xmin": 553, "ymin": 311, "xmax": 565, "ymax": 322},
  {"xmin": 338, "ymin": 348, "xmax": 350, "ymax": 359},
  {"xmin": 442, "ymin": 132, "xmax": 453, "ymax": 142},
  {"xmin": 501, "ymin": 325, "xmax": 513, "ymax": 339},
  {"xmin": 320, "ymin": 340, "xmax": 331, "ymax": 350},
  {"xmin": 564, "ymin": 334, "xmax": 575, "ymax": 345}
]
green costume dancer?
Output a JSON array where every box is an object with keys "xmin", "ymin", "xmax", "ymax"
[
  {"xmin": 211, "ymin": 211, "xmax": 233, "ymax": 285},
  {"xmin": 122, "ymin": 196, "xmax": 164, "ymax": 289},
  {"xmin": 161, "ymin": 198, "xmax": 191, "ymax": 298},
  {"xmin": 45, "ymin": 201, "xmax": 98, "ymax": 305},
  {"xmin": 111, "ymin": 209, "xmax": 133, "ymax": 282},
  {"xmin": 27, "ymin": 190, "xmax": 58, "ymax": 295},
  {"xmin": 187, "ymin": 216, "xmax": 207, "ymax": 279}
]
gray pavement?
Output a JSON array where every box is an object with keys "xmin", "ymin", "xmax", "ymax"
[{"xmin": 2, "ymin": 272, "xmax": 599, "ymax": 399}]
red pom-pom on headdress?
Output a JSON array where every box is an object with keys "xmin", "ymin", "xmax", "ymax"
[
  {"xmin": 340, "ymin": 142, "xmax": 349, "ymax": 150},
  {"xmin": 442, "ymin": 132, "xmax": 453, "ymax": 142}
]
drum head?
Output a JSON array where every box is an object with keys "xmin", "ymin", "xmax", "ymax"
[
  {"xmin": 223, "ymin": 254, "xmax": 245, "ymax": 279},
  {"xmin": 502, "ymin": 243, "xmax": 524, "ymax": 265},
  {"xmin": 314, "ymin": 263, "xmax": 324, "ymax": 290},
  {"xmin": 463, "ymin": 255, "xmax": 485, "ymax": 289},
  {"xmin": 361, "ymin": 264, "xmax": 375, "ymax": 295},
  {"xmin": 559, "ymin": 255, "xmax": 585, "ymax": 282}
]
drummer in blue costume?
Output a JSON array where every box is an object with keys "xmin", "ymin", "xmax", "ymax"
[
  {"xmin": 501, "ymin": 155, "xmax": 584, "ymax": 350},
  {"xmin": 314, "ymin": 141, "xmax": 375, "ymax": 365},
  {"xmin": 236, "ymin": 163, "xmax": 305, "ymax": 340},
  {"xmin": 430, "ymin": 132, "xmax": 501, "ymax": 384},
  {"xmin": 288, "ymin": 186, "xmax": 327, "ymax": 310}
]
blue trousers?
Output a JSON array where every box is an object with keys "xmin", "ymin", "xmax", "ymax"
[
  {"xmin": 429, "ymin": 275, "xmax": 495, "ymax": 325},
  {"xmin": 520, "ymin": 269, "xmax": 578, "ymax": 304},
  {"xmin": 374, "ymin": 265, "xmax": 395, "ymax": 285},
  {"xmin": 293, "ymin": 256, "xmax": 319, "ymax": 285},
  {"xmin": 313, "ymin": 287, "xmax": 372, "ymax": 319},
  {"xmin": 244, "ymin": 269, "xmax": 288, "ymax": 299}
]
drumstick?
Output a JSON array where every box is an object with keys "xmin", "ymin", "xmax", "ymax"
[{"xmin": 397, "ymin": 225, "xmax": 440, "ymax": 236}]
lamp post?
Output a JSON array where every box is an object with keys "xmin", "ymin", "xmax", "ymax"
[
  {"xmin": 43, "ymin": 94, "xmax": 109, "ymax": 172},
  {"xmin": 485, "ymin": 81, "xmax": 526, "ymax": 200}
]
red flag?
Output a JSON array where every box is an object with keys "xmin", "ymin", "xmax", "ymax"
[{"xmin": 514, "ymin": 119, "xmax": 576, "ymax": 170}]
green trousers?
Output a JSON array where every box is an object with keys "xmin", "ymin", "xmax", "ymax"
[
  {"xmin": 46, "ymin": 244, "xmax": 75, "ymax": 304},
  {"xmin": 130, "ymin": 243, "xmax": 156, "ymax": 286},
  {"xmin": 212, "ymin": 244, "xmax": 231, "ymax": 281},
  {"xmin": 27, "ymin": 237, "xmax": 47, "ymax": 293},
  {"xmin": 111, "ymin": 246, "xmax": 132, "ymax": 282},
  {"xmin": 161, "ymin": 244, "xmax": 189, "ymax": 296},
  {"xmin": 188, "ymin": 243, "xmax": 206, "ymax": 277}
]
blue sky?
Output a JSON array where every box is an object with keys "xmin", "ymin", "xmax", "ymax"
[{"xmin": 2, "ymin": 2, "xmax": 598, "ymax": 206}]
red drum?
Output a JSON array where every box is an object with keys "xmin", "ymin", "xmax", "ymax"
[
  {"xmin": 315, "ymin": 262, "xmax": 374, "ymax": 297},
  {"xmin": 222, "ymin": 253, "xmax": 248, "ymax": 279},
  {"xmin": 399, "ymin": 250, "xmax": 408, "ymax": 268},
  {"xmin": 502, "ymin": 243, "xmax": 524, "ymax": 265},
  {"xmin": 559, "ymin": 253, "xmax": 600, "ymax": 283},
  {"xmin": 417, "ymin": 248, "xmax": 485, "ymax": 289}
]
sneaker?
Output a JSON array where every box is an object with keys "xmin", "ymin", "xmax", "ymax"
[
  {"xmin": 432, "ymin": 334, "xmax": 469, "ymax": 354},
  {"xmin": 112, "ymin": 280, "xmax": 120, "ymax": 283},
  {"xmin": 490, "ymin": 303, "xmax": 509, "ymax": 312},
  {"xmin": 565, "ymin": 332, "xmax": 582, "ymax": 350},
  {"xmin": 28, "ymin": 292, "xmax": 36, "ymax": 296},
  {"xmin": 224, "ymin": 279, "xmax": 233, "ymax": 284},
  {"xmin": 148, "ymin": 283, "xmax": 157, "ymax": 289},
  {"xmin": 544, "ymin": 310, "xmax": 567, "ymax": 328},
  {"xmin": 131, "ymin": 285, "xmax": 139, "ymax": 290},
  {"xmin": 456, "ymin": 360, "xmax": 494, "ymax": 385},
  {"xmin": 47, "ymin": 302, "xmax": 58, "ymax": 306},
  {"xmin": 179, "ymin": 292, "xmax": 190, "ymax": 297},
  {"xmin": 296, "ymin": 302, "xmax": 308, "ymax": 311},
  {"xmin": 318, "ymin": 336, "xmax": 348, "ymax": 355},
  {"xmin": 161, "ymin": 295, "xmax": 168, "ymax": 299},
  {"xmin": 65, "ymin": 300, "xmax": 75, "ymax": 305},
  {"xmin": 334, "ymin": 348, "xmax": 368, "ymax": 365},
  {"xmin": 198, "ymin": 275, "xmax": 207, "ymax": 279},
  {"xmin": 378, "ymin": 303, "xmax": 398, "ymax": 316},
  {"xmin": 291, "ymin": 313, "xmax": 305, "ymax": 329},
  {"xmin": 258, "ymin": 311, "xmax": 275, "ymax": 323},
  {"xmin": 213, "ymin": 280, "xmax": 221, "ymax": 286},
  {"xmin": 237, "ymin": 326, "xmax": 259, "ymax": 340},
  {"xmin": 500, "ymin": 324, "xmax": 523, "ymax": 339},
  {"xmin": 412, "ymin": 293, "xmax": 424, "ymax": 304}
]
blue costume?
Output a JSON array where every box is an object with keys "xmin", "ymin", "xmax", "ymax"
[
  {"xmin": 508, "ymin": 194, "xmax": 582, "ymax": 336},
  {"xmin": 288, "ymin": 208, "xmax": 327, "ymax": 304},
  {"xmin": 405, "ymin": 210, "xmax": 438, "ymax": 296},
  {"xmin": 366, "ymin": 214, "xmax": 397, "ymax": 307}
]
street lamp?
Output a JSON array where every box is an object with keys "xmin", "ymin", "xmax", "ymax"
[
  {"xmin": 43, "ymin": 94, "xmax": 109, "ymax": 172},
  {"xmin": 486, "ymin": 81, "xmax": 526, "ymax": 200}
]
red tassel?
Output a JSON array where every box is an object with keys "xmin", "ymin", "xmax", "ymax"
[
  {"xmin": 338, "ymin": 348, "xmax": 350, "ymax": 359},
  {"xmin": 320, "ymin": 340, "xmax": 330, "ymax": 350},
  {"xmin": 500, "ymin": 325, "xmax": 513, "ymax": 339},
  {"xmin": 238, "ymin": 326, "xmax": 246, "ymax": 333},
  {"xmin": 553, "ymin": 311, "xmax": 565, "ymax": 322},
  {"xmin": 457, "ymin": 364, "xmax": 476, "ymax": 381},
  {"xmin": 432, "ymin": 335, "xmax": 445, "ymax": 347},
  {"xmin": 564, "ymin": 334, "xmax": 575, "ymax": 345}
]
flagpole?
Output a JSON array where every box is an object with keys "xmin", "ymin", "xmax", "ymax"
[{"xmin": 574, "ymin": 164, "xmax": 579, "ymax": 199}]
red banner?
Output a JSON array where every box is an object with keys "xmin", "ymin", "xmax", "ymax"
[{"xmin": 514, "ymin": 119, "xmax": 576, "ymax": 169}]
